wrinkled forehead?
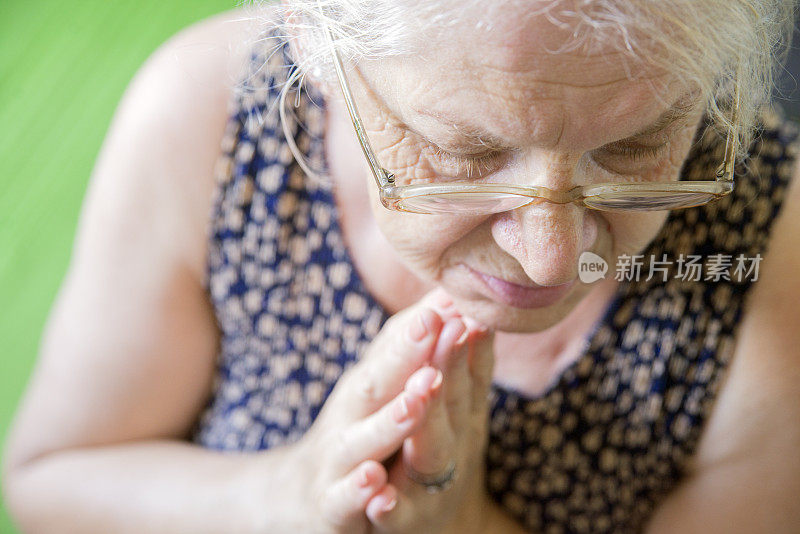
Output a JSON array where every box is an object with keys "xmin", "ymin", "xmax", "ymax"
[{"xmin": 358, "ymin": 4, "xmax": 682, "ymax": 151}]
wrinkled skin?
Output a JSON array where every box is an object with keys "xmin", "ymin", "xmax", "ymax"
[{"xmin": 324, "ymin": 5, "xmax": 705, "ymax": 333}]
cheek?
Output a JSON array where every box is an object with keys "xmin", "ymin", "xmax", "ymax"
[
  {"xmin": 367, "ymin": 181, "xmax": 488, "ymax": 277},
  {"xmin": 603, "ymin": 211, "xmax": 670, "ymax": 257}
]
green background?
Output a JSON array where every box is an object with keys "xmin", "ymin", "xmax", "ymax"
[
  {"xmin": 0, "ymin": 2, "xmax": 797, "ymax": 533},
  {"xmin": 0, "ymin": 2, "xmax": 235, "ymax": 532}
]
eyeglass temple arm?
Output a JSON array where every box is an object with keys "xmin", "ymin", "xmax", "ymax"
[
  {"xmin": 717, "ymin": 74, "xmax": 740, "ymax": 182},
  {"xmin": 322, "ymin": 25, "xmax": 395, "ymax": 188}
]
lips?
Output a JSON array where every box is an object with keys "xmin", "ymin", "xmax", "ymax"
[{"xmin": 466, "ymin": 265, "xmax": 576, "ymax": 309}]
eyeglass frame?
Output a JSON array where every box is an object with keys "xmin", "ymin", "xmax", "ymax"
[{"xmin": 321, "ymin": 25, "xmax": 740, "ymax": 214}]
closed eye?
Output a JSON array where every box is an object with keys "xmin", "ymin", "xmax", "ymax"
[
  {"xmin": 429, "ymin": 145, "xmax": 508, "ymax": 179},
  {"xmin": 591, "ymin": 139, "xmax": 672, "ymax": 176},
  {"xmin": 424, "ymin": 128, "xmax": 676, "ymax": 180},
  {"xmin": 599, "ymin": 141, "xmax": 669, "ymax": 161}
]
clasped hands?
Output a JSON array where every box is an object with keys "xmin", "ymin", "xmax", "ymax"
[{"xmin": 291, "ymin": 288, "xmax": 496, "ymax": 534}]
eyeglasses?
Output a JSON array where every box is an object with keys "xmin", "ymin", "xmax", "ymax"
[{"xmin": 321, "ymin": 26, "xmax": 738, "ymax": 214}]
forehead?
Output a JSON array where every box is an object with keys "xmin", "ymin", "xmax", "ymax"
[{"xmin": 358, "ymin": 5, "xmax": 683, "ymax": 150}]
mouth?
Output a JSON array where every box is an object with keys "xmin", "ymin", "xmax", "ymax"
[{"xmin": 464, "ymin": 265, "xmax": 577, "ymax": 309}]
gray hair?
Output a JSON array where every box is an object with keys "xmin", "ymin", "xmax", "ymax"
[{"xmin": 250, "ymin": 0, "xmax": 797, "ymax": 158}]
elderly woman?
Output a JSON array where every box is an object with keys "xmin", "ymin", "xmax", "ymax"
[{"xmin": 3, "ymin": 0, "xmax": 800, "ymax": 532}]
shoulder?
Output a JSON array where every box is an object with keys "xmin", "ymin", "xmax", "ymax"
[
  {"xmin": 693, "ymin": 114, "xmax": 800, "ymax": 467},
  {"xmin": 1, "ymin": 8, "xmax": 285, "ymax": 473},
  {"xmin": 645, "ymin": 119, "xmax": 800, "ymax": 531},
  {"xmin": 668, "ymin": 117, "xmax": 800, "ymax": 522},
  {"xmin": 90, "ymin": 6, "xmax": 279, "ymax": 281}
]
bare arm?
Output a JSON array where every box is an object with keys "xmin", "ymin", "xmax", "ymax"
[
  {"xmin": 4, "ymin": 441, "xmax": 296, "ymax": 534},
  {"xmin": 1, "ymin": 9, "xmax": 290, "ymax": 533},
  {"xmin": 644, "ymin": 156, "xmax": 800, "ymax": 532},
  {"xmin": 1, "ymin": 14, "xmax": 460, "ymax": 531}
]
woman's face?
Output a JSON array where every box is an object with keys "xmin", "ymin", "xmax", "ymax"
[{"xmin": 339, "ymin": 9, "xmax": 703, "ymax": 332}]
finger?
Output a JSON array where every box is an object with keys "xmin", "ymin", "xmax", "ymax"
[
  {"xmin": 336, "ymin": 288, "xmax": 463, "ymax": 421},
  {"xmin": 425, "ymin": 287, "xmax": 462, "ymax": 321},
  {"xmin": 402, "ymin": 366, "xmax": 457, "ymax": 477},
  {"xmin": 332, "ymin": 387, "xmax": 431, "ymax": 473},
  {"xmin": 335, "ymin": 310, "xmax": 439, "ymax": 423},
  {"xmin": 431, "ymin": 318, "xmax": 473, "ymax": 430},
  {"xmin": 469, "ymin": 331, "xmax": 495, "ymax": 414},
  {"xmin": 319, "ymin": 460, "xmax": 387, "ymax": 528},
  {"xmin": 365, "ymin": 483, "xmax": 415, "ymax": 532},
  {"xmin": 429, "ymin": 317, "xmax": 467, "ymax": 371},
  {"xmin": 446, "ymin": 339, "xmax": 474, "ymax": 431},
  {"xmin": 461, "ymin": 314, "xmax": 489, "ymax": 337},
  {"xmin": 331, "ymin": 308, "xmax": 441, "ymax": 423}
]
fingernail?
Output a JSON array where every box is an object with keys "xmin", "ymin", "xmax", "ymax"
[
  {"xmin": 445, "ymin": 318, "xmax": 467, "ymax": 346},
  {"xmin": 392, "ymin": 394, "xmax": 416, "ymax": 423},
  {"xmin": 409, "ymin": 309, "xmax": 437, "ymax": 343},
  {"xmin": 455, "ymin": 329, "xmax": 469, "ymax": 347},
  {"xmin": 463, "ymin": 316, "xmax": 489, "ymax": 334},
  {"xmin": 406, "ymin": 366, "xmax": 438, "ymax": 396},
  {"xmin": 431, "ymin": 369, "xmax": 443, "ymax": 392},
  {"xmin": 359, "ymin": 467, "xmax": 372, "ymax": 488},
  {"xmin": 382, "ymin": 496, "xmax": 397, "ymax": 512}
]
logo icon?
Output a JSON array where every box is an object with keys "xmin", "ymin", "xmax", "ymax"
[{"xmin": 578, "ymin": 251, "xmax": 608, "ymax": 283}]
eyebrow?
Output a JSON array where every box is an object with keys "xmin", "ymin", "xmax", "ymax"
[
  {"xmin": 412, "ymin": 109, "xmax": 519, "ymax": 152},
  {"xmin": 631, "ymin": 96, "xmax": 698, "ymax": 137},
  {"xmin": 414, "ymin": 95, "xmax": 698, "ymax": 151}
]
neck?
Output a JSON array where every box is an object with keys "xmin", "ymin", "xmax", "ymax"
[{"xmin": 491, "ymin": 276, "xmax": 618, "ymax": 396}]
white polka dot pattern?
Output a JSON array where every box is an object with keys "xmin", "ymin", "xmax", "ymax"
[{"xmin": 193, "ymin": 29, "xmax": 800, "ymax": 533}]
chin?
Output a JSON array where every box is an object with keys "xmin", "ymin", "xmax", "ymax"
[{"xmin": 449, "ymin": 285, "xmax": 589, "ymax": 333}]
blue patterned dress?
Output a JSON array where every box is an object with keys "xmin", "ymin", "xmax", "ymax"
[{"xmin": 192, "ymin": 31, "xmax": 800, "ymax": 533}]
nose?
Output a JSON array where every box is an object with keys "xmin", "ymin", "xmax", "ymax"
[
  {"xmin": 490, "ymin": 202, "xmax": 598, "ymax": 286},
  {"xmin": 487, "ymin": 147, "xmax": 600, "ymax": 285}
]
